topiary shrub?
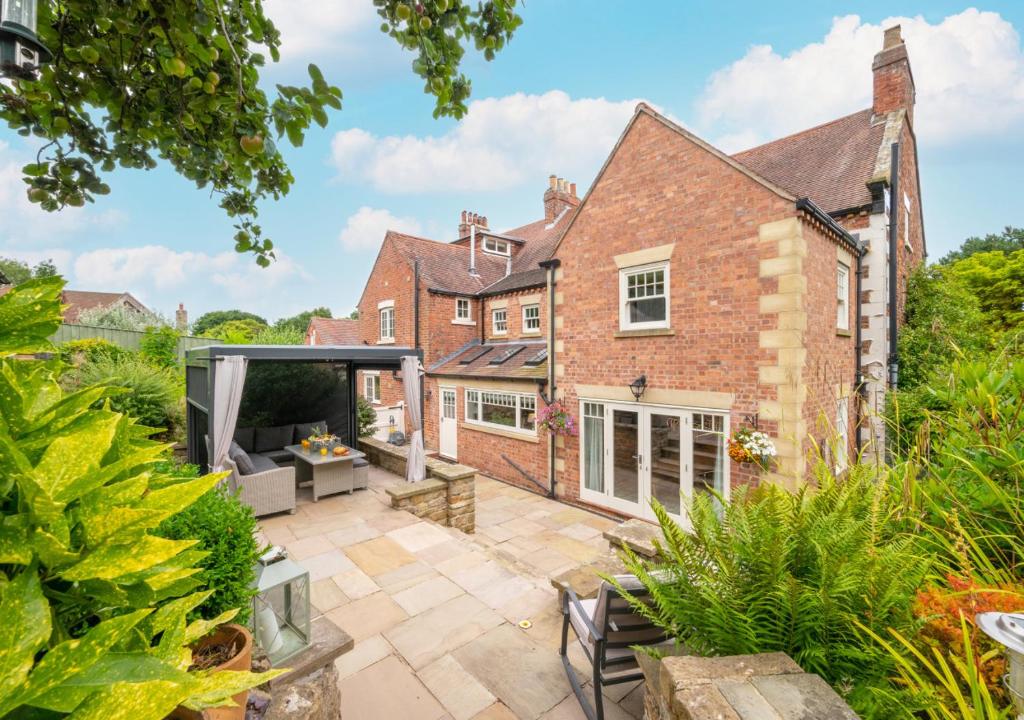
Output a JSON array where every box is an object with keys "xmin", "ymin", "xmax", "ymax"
[{"xmin": 158, "ymin": 482, "xmax": 262, "ymax": 625}]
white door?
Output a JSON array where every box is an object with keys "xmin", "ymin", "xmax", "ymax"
[
  {"xmin": 439, "ymin": 387, "xmax": 458, "ymax": 460},
  {"xmin": 579, "ymin": 402, "xmax": 728, "ymax": 527}
]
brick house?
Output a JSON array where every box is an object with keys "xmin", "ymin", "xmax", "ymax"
[
  {"xmin": 355, "ymin": 179, "xmax": 577, "ymax": 488},
  {"xmin": 305, "ymin": 316, "xmax": 359, "ymax": 346},
  {"xmin": 354, "ymin": 26, "xmax": 924, "ymax": 521}
]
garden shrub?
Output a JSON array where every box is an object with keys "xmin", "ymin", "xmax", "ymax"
[
  {"xmin": 75, "ymin": 303, "xmax": 166, "ymax": 331},
  {"xmin": 140, "ymin": 324, "xmax": 181, "ymax": 368},
  {"xmin": 58, "ymin": 336, "xmax": 131, "ymax": 366},
  {"xmin": 250, "ymin": 325, "xmax": 304, "ymax": 345},
  {"xmin": 618, "ymin": 464, "xmax": 930, "ymax": 718},
  {"xmin": 158, "ymin": 484, "xmax": 262, "ymax": 625},
  {"xmin": 357, "ymin": 395, "xmax": 378, "ymax": 437},
  {"xmin": 64, "ymin": 354, "xmax": 181, "ymax": 428},
  {"xmin": 0, "ymin": 277, "xmax": 277, "ymax": 717}
]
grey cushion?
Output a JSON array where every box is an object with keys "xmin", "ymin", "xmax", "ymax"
[
  {"xmin": 294, "ymin": 421, "xmax": 328, "ymax": 444},
  {"xmin": 254, "ymin": 424, "xmax": 294, "ymax": 453},
  {"xmin": 233, "ymin": 426, "xmax": 255, "ymax": 453},
  {"xmin": 229, "ymin": 441, "xmax": 256, "ymax": 475},
  {"xmin": 248, "ymin": 454, "xmax": 280, "ymax": 473},
  {"xmin": 258, "ymin": 449, "xmax": 294, "ymax": 465}
]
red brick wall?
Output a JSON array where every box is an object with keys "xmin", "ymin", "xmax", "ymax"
[
  {"xmin": 895, "ymin": 122, "xmax": 926, "ymax": 325},
  {"xmin": 420, "ymin": 290, "xmax": 481, "ymax": 366},
  {"xmin": 424, "ymin": 376, "xmax": 547, "ymax": 492},
  {"xmin": 553, "ymin": 111, "xmax": 795, "ymax": 506},
  {"xmin": 800, "ymin": 220, "xmax": 858, "ymax": 468},
  {"xmin": 483, "ymin": 289, "xmax": 547, "ymax": 342}
]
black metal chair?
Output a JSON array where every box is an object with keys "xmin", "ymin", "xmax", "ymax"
[{"xmin": 559, "ymin": 574, "xmax": 674, "ymax": 720}]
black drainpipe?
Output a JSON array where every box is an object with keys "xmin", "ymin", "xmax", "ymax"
[
  {"xmin": 887, "ymin": 142, "xmax": 900, "ymax": 394},
  {"xmin": 539, "ymin": 258, "xmax": 560, "ymax": 498},
  {"xmin": 854, "ymin": 237, "xmax": 866, "ymax": 455}
]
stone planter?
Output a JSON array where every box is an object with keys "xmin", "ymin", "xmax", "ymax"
[{"xmin": 171, "ymin": 623, "xmax": 254, "ymax": 720}]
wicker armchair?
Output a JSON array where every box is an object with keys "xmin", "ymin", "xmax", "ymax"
[{"xmin": 223, "ymin": 456, "xmax": 297, "ymax": 517}]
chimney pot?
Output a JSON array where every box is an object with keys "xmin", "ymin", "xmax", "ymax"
[
  {"xmin": 549, "ymin": 175, "xmax": 557, "ymax": 189},
  {"xmin": 883, "ymin": 25, "xmax": 903, "ymax": 50},
  {"xmin": 570, "ymin": 182, "xmax": 577, "ymax": 197}
]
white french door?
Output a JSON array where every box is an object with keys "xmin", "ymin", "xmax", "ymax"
[
  {"xmin": 579, "ymin": 401, "xmax": 728, "ymax": 526},
  {"xmin": 439, "ymin": 387, "xmax": 458, "ymax": 460}
]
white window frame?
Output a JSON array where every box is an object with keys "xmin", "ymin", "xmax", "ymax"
[
  {"xmin": 465, "ymin": 388, "xmax": 536, "ymax": 435},
  {"xmin": 453, "ymin": 297, "xmax": 474, "ymax": 325},
  {"xmin": 619, "ymin": 261, "xmax": 670, "ymax": 331},
  {"xmin": 483, "ymin": 236, "xmax": 510, "ymax": 256},
  {"xmin": 835, "ymin": 396, "xmax": 849, "ymax": 474},
  {"xmin": 903, "ymin": 192, "xmax": 913, "ymax": 252},
  {"xmin": 363, "ymin": 372, "xmax": 381, "ymax": 404},
  {"xmin": 492, "ymin": 307, "xmax": 507, "ymax": 336},
  {"xmin": 378, "ymin": 302, "xmax": 395, "ymax": 343},
  {"xmin": 836, "ymin": 262, "xmax": 850, "ymax": 332},
  {"xmin": 522, "ymin": 304, "xmax": 540, "ymax": 334}
]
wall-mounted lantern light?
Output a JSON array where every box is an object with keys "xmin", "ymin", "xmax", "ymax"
[
  {"xmin": 0, "ymin": 0, "xmax": 52, "ymax": 79},
  {"xmin": 976, "ymin": 612, "xmax": 1024, "ymax": 718},
  {"xmin": 628, "ymin": 375, "xmax": 647, "ymax": 402}
]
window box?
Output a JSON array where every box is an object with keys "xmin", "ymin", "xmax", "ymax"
[{"xmin": 619, "ymin": 261, "xmax": 670, "ymax": 331}]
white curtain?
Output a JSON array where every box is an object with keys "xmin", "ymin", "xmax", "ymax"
[
  {"xmin": 401, "ymin": 355, "xmax": 425, "ymax": 483},
  {"xmin": 211, "ymin": 355, "xmax": 248, "ymax": 472}
]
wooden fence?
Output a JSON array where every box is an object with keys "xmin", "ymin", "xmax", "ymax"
[{"xmin": 50, "ymin": 324, "xmax": 216, "ymax": 361}]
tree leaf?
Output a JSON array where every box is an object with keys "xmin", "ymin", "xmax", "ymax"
[
  {"xmin": 60, "ymin": 535, "xmax": 197, "ymax": 582},
  {"xmin": 0, "ymin": 569, "xmax": 52, "ymax": 711}
]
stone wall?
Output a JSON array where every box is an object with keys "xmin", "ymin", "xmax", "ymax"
[
  {"xmin": 638, "ymin": 652, "xmax": 859, "ymax": 720},
  {"xmin": 359, "ymin": 437, "xmax": 476, "ymax": 533}
]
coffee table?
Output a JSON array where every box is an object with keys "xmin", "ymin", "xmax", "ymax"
[{"xmin": 285, "ymin": 444, "xmax": 366, "ymax": 502}]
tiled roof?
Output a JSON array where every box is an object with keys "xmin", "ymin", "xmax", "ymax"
[
  {"xmin": 387, "ymin": 231, "xmax": 507, "ymax": 296},
  {"xmin": 62, "ymin": 290, "xmax": 149, "ymax": 322},
  {"xmin": 430, "ymin": 340, "xmax": 547, "ymax": 380},
  {"xmin": 732, "ymin": 109, "xmax": 885, "ymax": 215},
  {"xmin": 306, "ymin": 317, "xmax": 359, "ymax": 345},
  {"xmin": 480, "ymin": 268, "xmax": 546, "ymax": 296},
  {"xmin": 475, "ymin": 208, "xmax": 574, "ymax": 295}
]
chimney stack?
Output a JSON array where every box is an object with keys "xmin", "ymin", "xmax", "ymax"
[
  {"xmin": 458, "ymin": 209, "xmax": 489, "ymax": 238},
  {"xmin": 175, "ymin": 303, "xmax": 188, "ymax": 333},
  {"xmin": 872, "ymin": 25, "xmax": 915, "ymax": 125},
  {"xmin": 543, "ymin": 175, "xmax": 581, "ymax": 221}
]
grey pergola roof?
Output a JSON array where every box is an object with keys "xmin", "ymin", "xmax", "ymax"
[{"xmin": 186, "ymin": 344, "xmax": 421, "ymax": 369}]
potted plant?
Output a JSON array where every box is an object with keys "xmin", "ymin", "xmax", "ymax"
[
  {"xmin": 170, "ymin": 624, "xmax": 254, "ymax": 720},
  {"xmin": 537, "ymin": 401, "xmax": 578, "ymax": 437},
  {"xmin": 727, "ymin": 425, "xmax": 777, "ymax": 470}
]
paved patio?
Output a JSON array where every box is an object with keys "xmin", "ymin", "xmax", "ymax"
[{"xmin": 256, "ymin": 466, "xmax": 645, "ymax": 719}]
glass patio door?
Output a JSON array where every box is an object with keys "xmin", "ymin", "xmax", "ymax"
[{"xmin": 579, "ymin": 402, "xmax": 725, "ymax": 528}]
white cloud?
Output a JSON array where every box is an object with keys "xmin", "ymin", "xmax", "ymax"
[
  {"xmin": 70, "ymin": 245, "xmax": 310, "ymax": 319},
  {"xmin": 330, "ymin": 90, "xmax": 648, "ymax": 193},
  {"xmin": 339, "ymin": 206, "xmax": 422, "ymax": 251},
  {"xmin": 261, "ymin": 0, "xmax": 376, "ymax": 58},
  {"xmin": 697, "ymin": 9, "xmax": 1024, "ymax": 150}
]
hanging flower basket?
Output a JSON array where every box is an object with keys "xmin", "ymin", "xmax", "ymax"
[
  {"xmin": 536, "ymin": 401, "xmax": 578, "ymax": 437},
  {"xmin": 727, "ymin": 426, "xmax": 776, "ymax": 470}
]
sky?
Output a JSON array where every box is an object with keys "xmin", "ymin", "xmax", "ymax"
[{"xmin": 2, "ymin": 2, "xmax": 1023, "ymax": 324}]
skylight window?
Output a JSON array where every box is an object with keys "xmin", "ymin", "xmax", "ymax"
[{"xmin": 488, "ymin": 346, "xmax": 524, "ymax": 365}]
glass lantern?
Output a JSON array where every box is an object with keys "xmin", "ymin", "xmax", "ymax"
[
  {"xmin": 0, "ymin": 0, "xmax": 52, "ymax": 78},
  {"xmin": 252, "ymin": 548, "xmax": 311, "ymax": 665},
  {"xmin": 977, "ymin": 612, "xmax": 1024, "ymax": 719}
]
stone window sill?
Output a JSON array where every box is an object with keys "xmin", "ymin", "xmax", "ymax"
[
  {"xmin": 377, "ymin": 339, "xmax": 395, "ymax": 345},
  {"xmin": 452, "ymin": 320, "xmax": 477, "ymax": 326},
  {"xmin": 836, "ymin": 329, "xmax": 852, "ymax": 337},
  {"xmin": 614, "ymin": 328, "xmax": 675, "ymax": 338},
  {"xmin": 461, "ymin": 421, "xmax": 539, "ymax": 443}
]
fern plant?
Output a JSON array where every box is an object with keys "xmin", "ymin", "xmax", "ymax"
[{"xmin": 615, "ymin": 463, "xmax": 930, "ymax": 719}]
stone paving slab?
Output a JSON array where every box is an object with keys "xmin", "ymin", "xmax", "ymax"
[{"xmin": 263, "ymin": 466, "xmax": 642, "ymax": 719}]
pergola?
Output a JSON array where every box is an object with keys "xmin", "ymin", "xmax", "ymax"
[{"xmin": 184, "ymin": 344, "xmax": 421, "ymax": 469}]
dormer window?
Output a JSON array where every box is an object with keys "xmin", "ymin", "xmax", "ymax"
[{"xmin": 483, "ymin": 237, "xmax": 510, "ymax": 256}]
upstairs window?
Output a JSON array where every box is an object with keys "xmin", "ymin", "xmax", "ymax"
[
  {"xmin": 492, "ymin": 308, "xmax": 507, "ymax": 335},
  {"xmin": 903, "ymin": 192, "xmax": 913, "ymax": 252},
  {"xmin": 379, "ymin": 306, "xmax": 394, "ymax": 342},
  {"xmin": 837, "ymin": 262, "xmax": 850, "ymax": 332},
  {"xmin": 522, "ymin": 304, "xmax": 540, "ymax": 333},
  {"xmin": 483, "ymin": 237, "xmax": 510, "ymax": 256},
  {"xmin": 619, "ymin": 262, "xmax": 669, "ymax": 330},
  {"xmin": 455, "ymin": 297, "xmax": 472, "ymax": 322}
]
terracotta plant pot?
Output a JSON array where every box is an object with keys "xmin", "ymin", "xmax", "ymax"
[{"xmin": 171, "ymin": 623, "xmax": 254, "ymax": 720}]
